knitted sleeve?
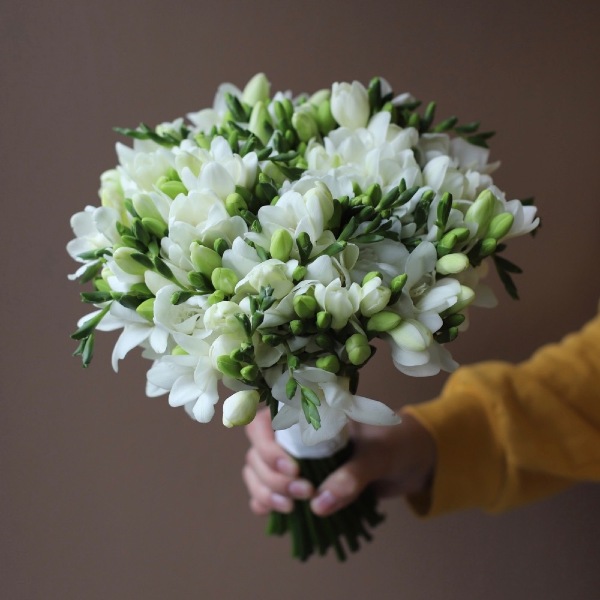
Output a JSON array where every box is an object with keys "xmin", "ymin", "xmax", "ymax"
[{"xmin": 404, "ymin": 311, "xmax": 600, "ymax": 516}]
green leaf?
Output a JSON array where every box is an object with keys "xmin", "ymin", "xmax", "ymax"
[
  {"xmin": 80, "ymin": 291, "xmax": 113, "ymax": 304},
  {"xmin": 70, "ymin": 304, "xmax": 111, "ymax": 340},
  {"xmin": 352, "ymin": 233, "xmax": 384, "ymax": 244}
]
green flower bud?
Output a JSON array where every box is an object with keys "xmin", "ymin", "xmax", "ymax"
[
  {"xmin": 135, "ymin": 298, "xmax": 155, "ymax": 322},
  {"xmin": 487, "ymin": 212, "xmax": 514, "ymax": 240},
  {"xmin": 216, "ymin": 355, "xmax": 242, "ymax": 378},
  {"xmin": 211, "ymin": 268, "xmax": 238, "ymax": 295},
  {"xmin": 112, "ymin": 247, "xmax": 148, "ymax": 276},
  {"xmin": 207, "ymin": 290, "xmax": 226, "ymax": 305},
  {"xmin": 316, "ymin": 311, "xmax": 332, "ymax": 330},
  {"xmin": 479, "ymin": 238, "xmax": 497, "ymax": 257},
  {"xmin": 390, "ymin": 274, "xmax": 408, "ymax": 295},
  {"xmin": 316, "ymin": 354, "xmax": 340, "ymax": 373},
  {"xmin": 289, "ymin": 320, "xmax": 306, "ymax": 336},
  {"xmin": 293, "ymin": 294, "xmax": 318, "ymax": 319},
  {"xmin": 248, "ymin": 101, "xmax": 272, "ymax": 145},
  {"xmin": 261, "ymin": 334, "xmax": 282, "ymax": 347},
  {"xmin": 222, "ymin": 390, "xmax": 260, "ymax": 428},
  {"xmin": 362, "ymin": 271, "xmax": 382, "ymax": 285},
  {"xmin": 292, "ymin": 265, "xmax": 307, "ymax": 283},
  {"xmin": 269, "ymin": 228, "xmax": 294, "ymax": 262},
  {"xmin": 308, "ymin": 88, "xmax": 331, "ymax": 106},
  {"xmin": 240, "ymin": 365, "xmax": 259, "ymax": 382},
  {"xmin": 292, "ymin": 108, "xmax": 319, "ymax": 142},
  {"xmin": 158, "ymin": 179, "xmax": 187, "ymax": 199},
  {"xmin": 190, "ymin": 242, "xmax": 222, "ymax": 277},
  {"xmin": 241, "ymin": 73, "xmax": 270, "ymax": 107},
  {"xmin": 316, "ymin": 98, "xmax": 336, "ymax": 134},
  {"xmin": 465, "ymin": 189, "xmax": 496, "ymax": 235},
  {"xmin": 225, "ymin": 192, "xmax": 248, "ymax": 217},
  {"xmin": 436, "ymin": 253, "xmax": 470, "ymax": 275},
  {"xmin": 367, "ymin": 310, "xmax": 403, "ymax": 333},
  {"xmin": 345, "ymin": 333, "xmax": 372, "ymax": 366},
  {"xmin": 213, "ymin": 238, "xmax": 230, "ymax": 256},
  {"xmin": 141, "ymin": 217, "xmax": 167, "ymax": 238},
  {"xmin": 365, "ymin": 183, "xmax": 382, "ymax": 206}
]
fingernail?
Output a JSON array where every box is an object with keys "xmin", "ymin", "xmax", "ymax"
[
  {"xmin": 271, "ymin": 493, "xmax": 292, "ymax": 513},
  {"xmin": 311, "ymin": 490, "xmax": 336, "ymax": 514},
  {"xmin": 276, "ymin": 457, "xmax": 297, "ymax": 476},
  {"xmin": 288, "ymin": 480, "xmax": 313, "ymax": 499}
]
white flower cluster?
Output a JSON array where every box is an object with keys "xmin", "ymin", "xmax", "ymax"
[{"xmin": 68, "ymin": 74, "xmax": 539, "ymax": 445}]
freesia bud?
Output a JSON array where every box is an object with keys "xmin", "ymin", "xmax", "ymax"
[
  {"xmin": 316, "ymin": 98, "xmax": 337, "ymax": 134},
  {"xmin": 190, "ymin": 242, "xmax": 222, "ymax": 277},
  {"xmin": 316, "ymin": 354, "xmax": 341, "ymax": 373},
  {"xmin": 444, "ymin": 285, "xmax": 475, "ymax": 315},
  {"xmin": 360, "ymin": 279, "xmax": 391, "ymax": 317},
  {"xmin": 315, "ymin": 333, "xmax": 334, "ymax": 350},
  {"xmin": 112, "ymin": 247, "xmax": 148, "ymax": 276},
  {"xmin": 213, "ymin": 238, "xmax": 230, "ymax": 256},
  {"xmin": 225, "ymin": 192, "xmax": 248, "ymax": 217},
  {"xmin": 141, "ymin": 217, "xmax": 167, "ymax": 238},
  {"xmin": 211, "ymin": 268, "xmax": 239, "ymax": 295},
  {"xmin": 240, "ymin": 365, "xmax": 259, "ymax": 382},
  {"xmin": 465, "ymin": 189, "xmax": 496, "ymax": 235},
  {"xmin": 292, "ymin": 265, "xmax": 307, "ymax": 283},
  {"xmin": 269, "ymin": 228, "xmax": 294, "ymax": 262},
  {"xmin": 436, "ymin": 253, "xmax": 470, "ymax": 275},
  {"xmin": 487, "ymin": 212, "xmax": 514, "ymax": 240},
  {"xmin": 207, "ymin": 290, "xmax": 226, "ymax": 305},
  {"xmin": 289, "ymin": 320, "xmax": 306, "ymax": 335},
  {"xmin": 216, "ymin": 355, "xmax": 242, "ymax": 378},
  {"xmin": 242, "ymin": 73, "xmax": 270, "ymax": 107},
  {"xmin": 293, "ymin": 294, "xmax": 318, "ymax": 319},
  {"xmin": 316, "ymin": 311, "xmax": 332, "ymax": 330},
  {"xmin": 479, "ymin": 238, "xmax": 497, "ymax": 257},
  {"xmin": 367, "ymin": 310, "xmax": 402, "ymax": 332},
  {"xmin": 135, "ymin": 298, "xmax": 155, "ymax": 322},
  {"xmin": 345, "ymin": 333, "xmax": 372, "ymax": 365},
  {"xmin": 390, "ymin": 274, "xmax": 408, "ymax": 295},
  {"xmin": 362, "ymin": 271, "xmax": 382, "ymax": 285},
  {"xmin": 292, "ymin": 108, "xmax": 319, "ymax": 142},
  {"xmin": 248, "ymin": 101, "xmax": 272, "ymax": 145},
  {"xmin": 222, "ymin": 390, "xmax": 260, "ymax": 428},
  {"xmin": 158, "ymin": 179, "xmax": 187, "ymax": 199},
  {"xmin": 331, "ymin": 81, "xmax": 370, "ymax": 129},
  {"xmin": 389, "ymin": 319, "xmax": 432, "ymax": 352}
]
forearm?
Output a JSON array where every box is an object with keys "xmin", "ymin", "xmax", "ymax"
[{"xmin": 405, "ymin": 311, "xmax": 600, "ymax": 516}]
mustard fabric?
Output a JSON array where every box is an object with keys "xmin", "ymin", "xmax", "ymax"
[{"xmin": 405, "ymin": 310, "xmax": 600, "ymax": 516}]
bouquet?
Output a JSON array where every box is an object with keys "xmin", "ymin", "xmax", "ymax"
[{"xmin": 68, "ymin": 74, "xmax": 539, "ymax": 560}]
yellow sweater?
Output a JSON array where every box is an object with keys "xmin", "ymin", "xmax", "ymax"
[{"xmin": 405, "ymin": 310, "xmax": 600, "ymax": 516}]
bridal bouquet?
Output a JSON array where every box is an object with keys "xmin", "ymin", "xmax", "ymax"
[{"xmin": 68, "ymin": 74, "xmax": 539, "ymax": 560}]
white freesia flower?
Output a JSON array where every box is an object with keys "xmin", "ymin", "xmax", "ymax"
[
  {"xmin": 330, "ymin": 81, "xmax": 370, "ymax": 130},
  {"xmin": 146, "ymin": 347, "xmax": 219, "ymax": 423},
  {"xmin": 271, "ymin": 367, "xmax": 400, "ymax": 445},
  {"xmin": 236, "ymin": 259, "xmax": 295, "ymax": 300},
  {"xmin": 222, "ymin": 390, "xmax": 260, "ymax": 427},
  {"xmin": 82, "ymin": 302, "xmax": 169, "ymax": 372},
  {"xmin": 314, "ymin": 279, "xmax": 361, "ymax": 330}
]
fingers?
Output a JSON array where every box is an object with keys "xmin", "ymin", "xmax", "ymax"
[
  {"xmin": 243, "ymin": 409, "xmax": 315, "ymax": 514},
  {"xmin": 310, "ymin": 458, "xmax": 373, "ymax": 517}
]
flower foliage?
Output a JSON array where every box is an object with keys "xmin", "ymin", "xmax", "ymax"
[{"xmin": 68, "ymin": 74, "xmax": 540, "ymax": 443}]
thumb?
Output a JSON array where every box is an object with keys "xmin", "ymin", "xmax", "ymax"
[{"xmin": 310, "ymin": 456, "xmax": 374, "ymax": 517}]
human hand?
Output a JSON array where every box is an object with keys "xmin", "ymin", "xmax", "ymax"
[{"xmin": 243, "ymin": 407, "xmax": 436, "ymax": 517}]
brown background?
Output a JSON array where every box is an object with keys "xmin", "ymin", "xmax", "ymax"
[{"xmin": 2, "ymin": 1, "xmax": 600, "ymax": 598}]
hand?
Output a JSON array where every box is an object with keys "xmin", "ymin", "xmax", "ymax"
[{"xmin": 243, "ymin": 407, "xmax": 436, "ymax": 517}]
